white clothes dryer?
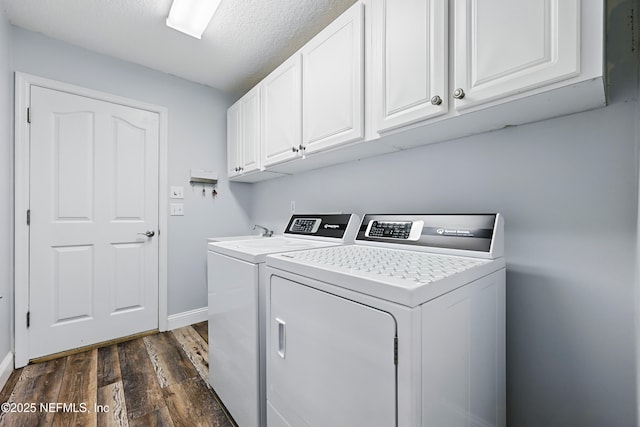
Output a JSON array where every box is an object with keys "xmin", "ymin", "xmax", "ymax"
[
  {"xmin": 265, "ymin": 214, "xmax": 506, "ymax": 427},
  {"xmin": 206, "ymin": 214, "xmax": 360, "ymax": 427}
]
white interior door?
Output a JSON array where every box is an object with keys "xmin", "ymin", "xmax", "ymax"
[{"xmin": 28, "ymin": 85, "xmax": 160, "ymax": 359}]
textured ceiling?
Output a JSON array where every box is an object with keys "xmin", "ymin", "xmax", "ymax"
[{"xmin": 2, "ymin": 0, "xmax": 356, "ymax": 97}]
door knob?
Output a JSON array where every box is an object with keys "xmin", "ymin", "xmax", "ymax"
[
  {"xmin": 430, "ymin": 95, "xmax": 443, "ymax": 105},
  {"xmin": 138, "ymin": 230, "xmax": 155, "ymax": 238}
]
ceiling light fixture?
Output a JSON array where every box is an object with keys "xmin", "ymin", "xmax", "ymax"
[{"xmin": 166, "ymin": 0, "xmax": 222, "ymax": 39}]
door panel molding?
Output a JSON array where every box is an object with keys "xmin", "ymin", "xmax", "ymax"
[{"xmin": 14, "ymin": 72, "xmax": 169, "ymax": 368}]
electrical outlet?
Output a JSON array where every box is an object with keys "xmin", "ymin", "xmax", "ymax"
[
  {"xmin": 170, "ymin": 186, "xmax": 184, "ymax": 199},
  {"xmin": 170, "ymin": 203, "xmax": 184, "ymax": 216},
  {"xmin": 290, "ymin": 200, "xmax": 295, "ymax": 213}
]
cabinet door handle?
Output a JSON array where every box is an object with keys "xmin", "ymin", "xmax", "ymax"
[
  {"xmin": 430, "ymin": 95, "xmax": 443, "ymax": 106},
  {"xmin": 453, "ymin": 88, "xmax": 466, "ymax": 99},
  {"xmin": 291, "ymin": 147, "xmax": 299, "ymax": 153},
  {"xmin": 276, "ymin": 318, "xmax": 286, "ymax": 359}
]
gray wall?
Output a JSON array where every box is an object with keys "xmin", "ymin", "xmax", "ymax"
[
  {"xmin": 10, "ymin": 27, "xmax": 254, "ymax": 316},
  {"xmin": 249, "ymin": 4, "xmax": 639, "ymax": 426},
  {"xmin": 0, "ymin": 6, "xmax": 13, "ymax": 361}
]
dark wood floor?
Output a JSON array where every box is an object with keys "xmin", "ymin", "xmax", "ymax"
[{"xmin": 0, "ymin": 322, "xmax": 237, "ymax": 427}]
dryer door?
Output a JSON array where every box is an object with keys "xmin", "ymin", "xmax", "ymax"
[{"xmin": 267, "ymin": 276, "xmax": 397, "ymax": 427}]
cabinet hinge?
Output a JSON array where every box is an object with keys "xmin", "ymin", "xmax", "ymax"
[
  {"xmin": 394, "ymin": 335, "xmax": 398, "ymax": 365},
  {"xmin": 26, "ymin": 311, "xmax": 30, "ymax": 328},
  {"xmin": 27, "ymin": 107, "xmax": 31, "ymax": 124},
  {"xmin": 26, "ymin": 209, "xmax": 30, "ymax": 226}
]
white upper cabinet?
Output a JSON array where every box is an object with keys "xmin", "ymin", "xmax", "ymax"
[
  {"xmin": 227, "ymin": 0, "xmax": 603, "ymax": 181},
  {"xmin": 301, "ymin": 2, "xmax": 365, "ymax": 154},
  {"xmin": 240, "ymin": 87, "xmax": 261, "ymax": 174},
  {"xmin": 371, "ymin": 0, "xmax": 585, "ymax": 133},
  {"xmin": 262, "ymin": 54, "xmax": 303, "ymax": 167},
  {"xmin": 453, "ymin": 0, "xmax": 580, "ymax": 110},
  {"xmin": 227, "ymin": 101, "xmax": 242, "ymax": 178},
  {"xmin": 371, "ymin": 0, "xmax": 448, "ymax": 133},
  {"xmin": 227, "ymin": 86, "xmax": 261, "ymax": 177}
]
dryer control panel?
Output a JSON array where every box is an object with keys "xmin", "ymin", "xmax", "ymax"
[
  {"xmin": 365, "ymin": 220, "xmax": 423, "ymax": 241},
  {"xmin": 357, "ymin": 214, "xmax": 502, "ymax": 257}
]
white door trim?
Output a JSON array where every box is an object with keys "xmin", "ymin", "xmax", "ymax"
[{"xmin": 13, "ymin": 72, "xmax": 169, "ymax": 368}]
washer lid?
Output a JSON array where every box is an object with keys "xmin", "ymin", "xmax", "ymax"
[
  {"xmin": 208, "ymin": 236, "xmax": 345, "ymax": 263},
  {"xmin": 207, "ymin": 213, "xmax": 361, "ymax": 263}
]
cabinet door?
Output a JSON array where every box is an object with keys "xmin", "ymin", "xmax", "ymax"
[
  {"xmin": 262, "ymin": 54, "xmax": 302, "ymax": 167},
  {"xmin": 453, "ymin": 0, "xmax": 579, "ymax": 109},
  {"xmin": 226, "ymin": 101, "xmax": 242, "ymax": 177},
  {"xmin": 267, "ymin": 276, "xmax": 397, "ymax": 427},
  {"xmin": 240, "ymin": 86, "xmax": 261, "ymax": 174},
  {"xmin": 372, "ymin": 0, "xmax": 447, "ymax": 133},
  {"xmin": 301, "ymin": 2, "xmax": 364, "ymax": 154}
]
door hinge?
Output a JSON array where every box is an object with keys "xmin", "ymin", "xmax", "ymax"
[
  {"xmin": 27, "ymin": 107, "xmax": 31, "ymax": 124},
  {"xmin": 26, "ymin": 209, "xmax": 30, "ymax": 226},
  {"xmin": 26, "ymin": 311, "xmax": 30, "ymax": 328},
  {"xmin": 394, "ymin": 335, "xmax": 398, "ymax": 365}
]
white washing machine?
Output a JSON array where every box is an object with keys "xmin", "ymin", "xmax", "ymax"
[
  {"xmin": 206, "ymin": 214, "xmax": 360, "ymax": 427},
  {"xmin": 265, "ymin": 214, "xmax": 506, "ymax": 427}
]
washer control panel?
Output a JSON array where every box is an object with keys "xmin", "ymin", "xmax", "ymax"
[
  {"xmin": 289, "ymin": 218, "xmax": 321, "ymax": 234},
  {"xmin": 365, "ymin": 220, "xmax": 424, "ymax": 241},
  {"xmin": 284, "ymin": 214, "xmax": 359, "ymax": 239}
]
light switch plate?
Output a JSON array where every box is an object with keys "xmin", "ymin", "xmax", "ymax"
[
  {"xmin": 170, "ymin": 186, "xmax": 184, "ymax": 199},
  {"xmin": 170, "ymin": 203, "xmax": 184, "ymax": 216}
]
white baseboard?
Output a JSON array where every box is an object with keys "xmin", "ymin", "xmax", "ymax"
[
  {"xmin": 166, "ymin": 307, "xmax": 208, "ymax": 331},
  {"xmin": 0, "ymin": 351, "xmax": 14, "ymax": 392}
]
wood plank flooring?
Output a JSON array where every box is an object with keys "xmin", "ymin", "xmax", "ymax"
[{"xmin": 0, "ymin": 322, "xmax": 236, "ymax": 427}]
